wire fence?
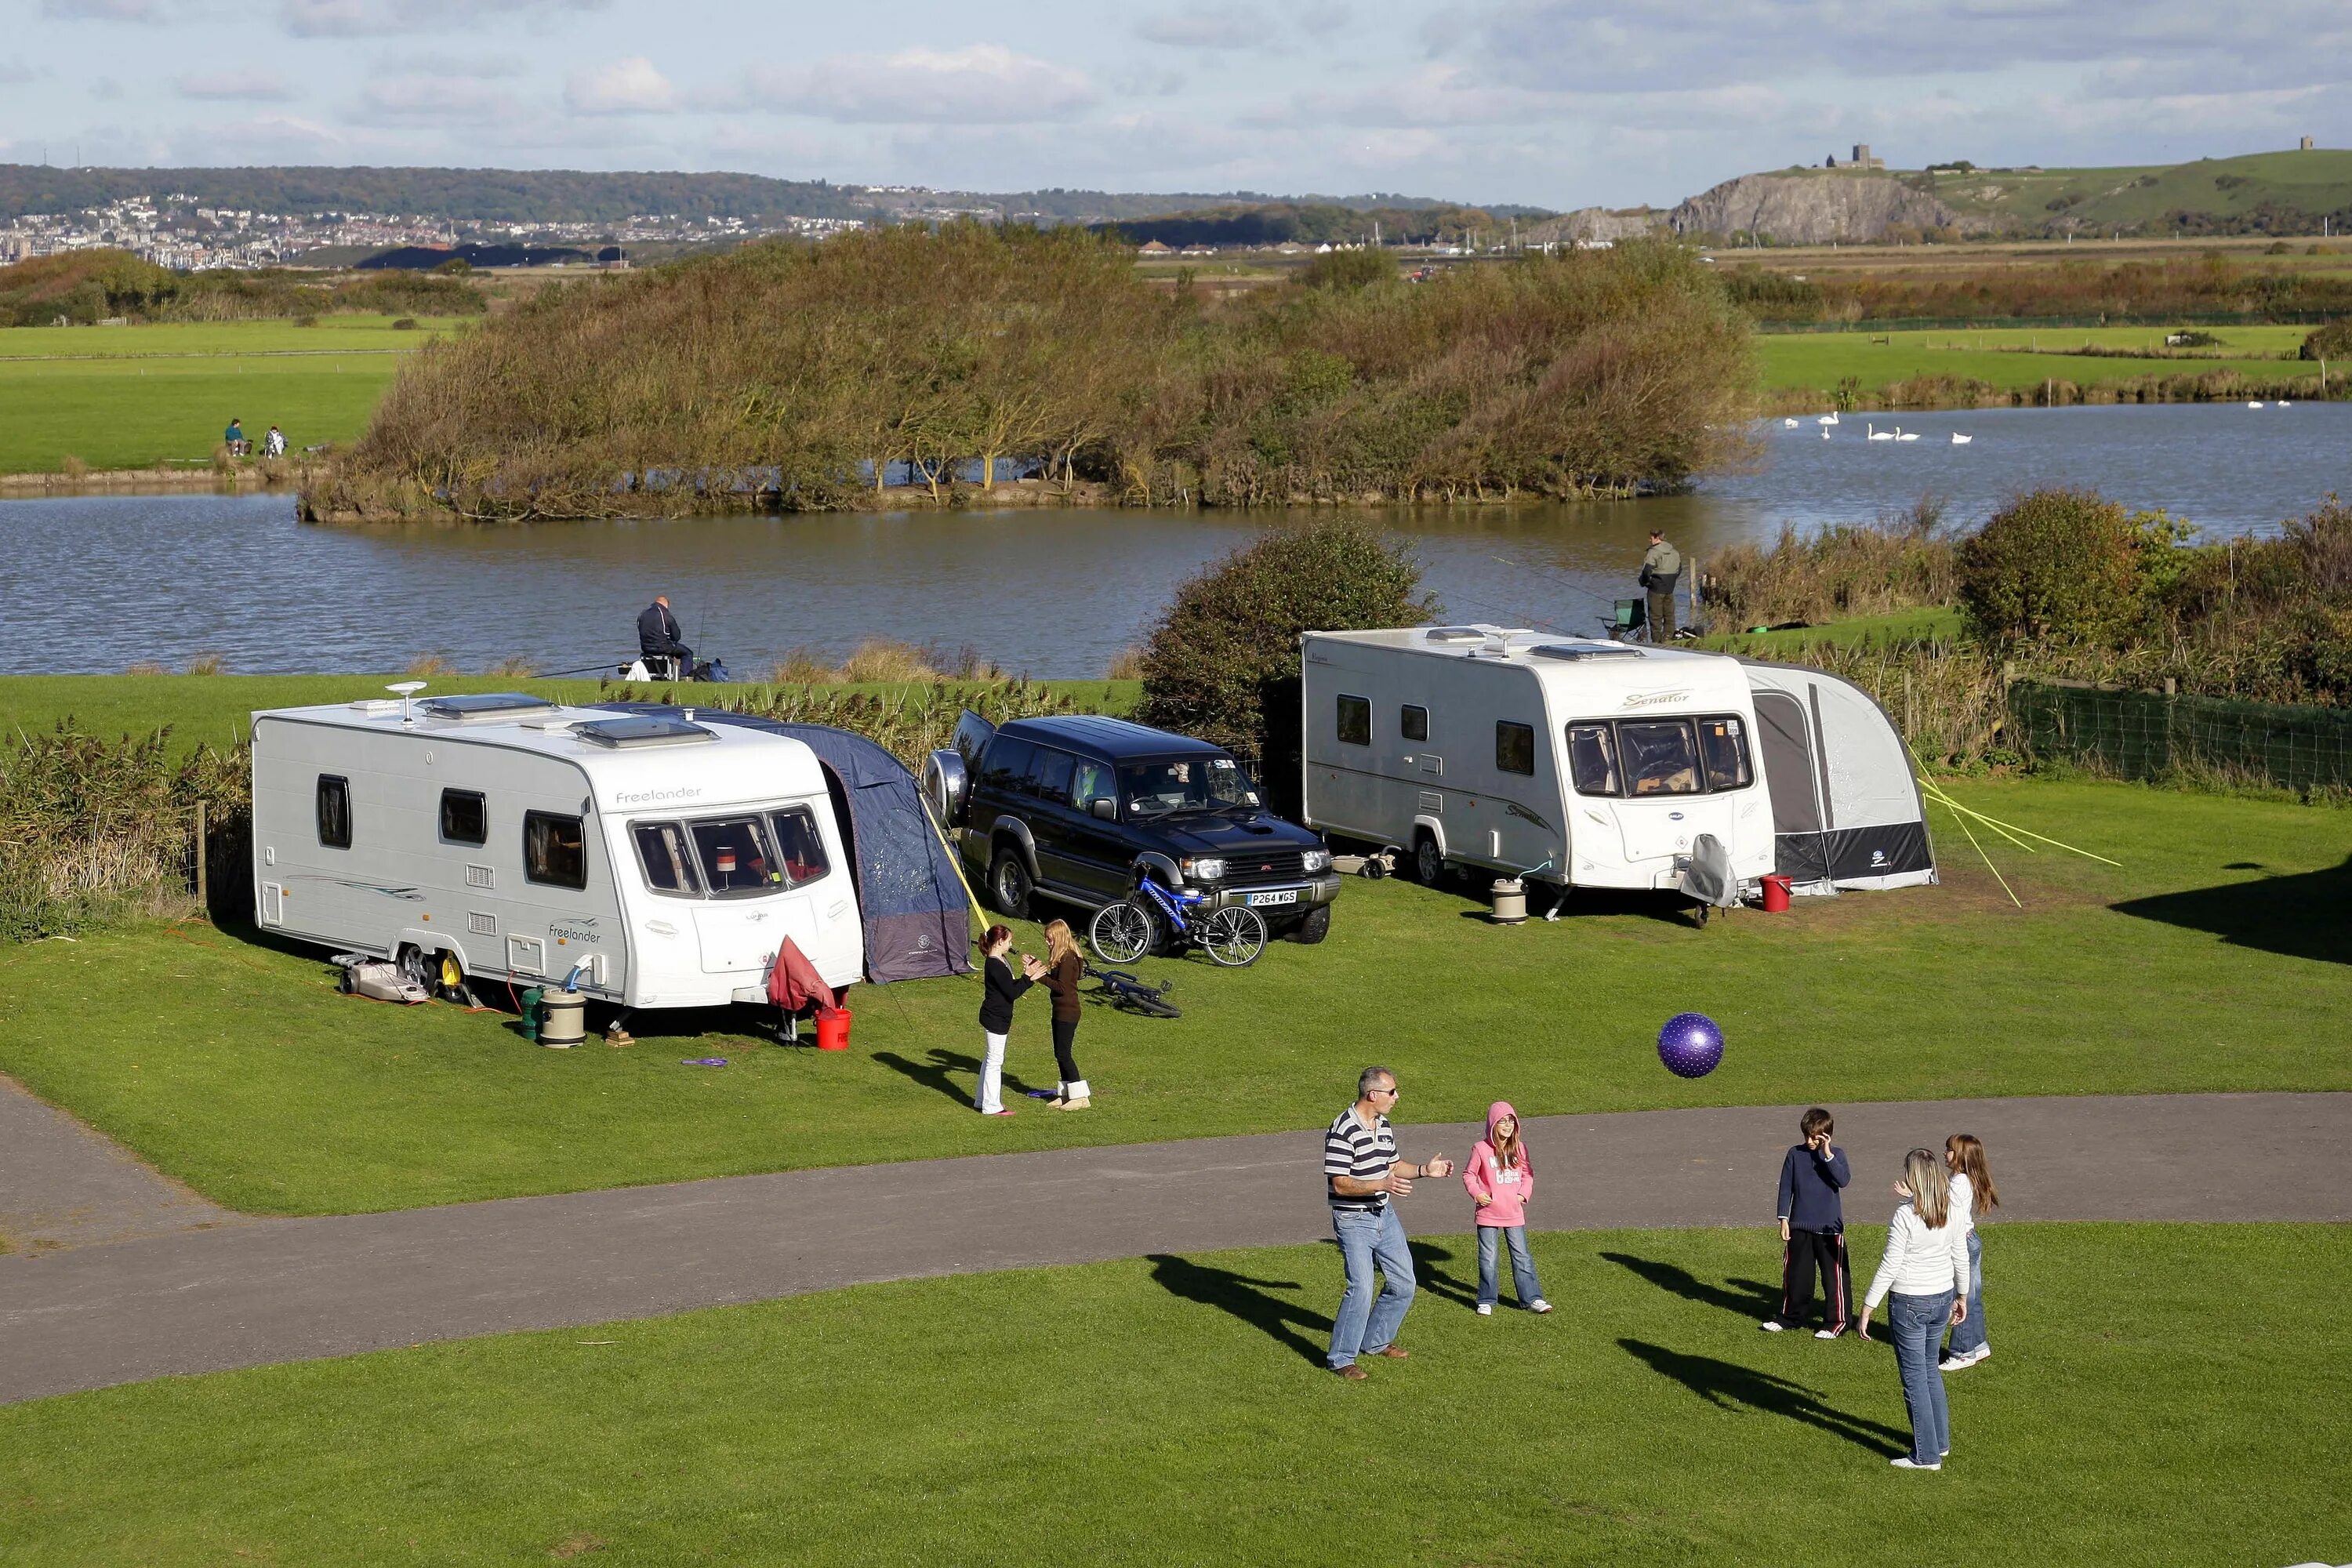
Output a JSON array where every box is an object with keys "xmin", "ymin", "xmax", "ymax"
[
  {"xmin": 1757, "ymin": 311, "xmax": 2344, "ymax": 335},
  {"xmin": 2010, "ymin": 681, "xmax": 2352, "ymax": 793}
]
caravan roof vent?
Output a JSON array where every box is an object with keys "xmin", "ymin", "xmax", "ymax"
[
  {"xmin": 1423, "ymin": 626, "xmax": 1490, "ymax": 644},
  {"xmin": 571, "ymin": 715, "xmax": 716, "ymax": 750},
  {"xmin": 1530, "ymin": 643, "xmax": 1645, "ymax": 662},
  {"xmin": 419, "ymin": 692, "xmax": 561, "ymax": 722}
]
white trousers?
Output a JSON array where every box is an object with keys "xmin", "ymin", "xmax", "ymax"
[{"xmin": 978, "ymin": 1031, "xmax": 1008, "ymax": 1114}]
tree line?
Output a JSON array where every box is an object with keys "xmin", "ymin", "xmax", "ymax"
[
  {"xmin": 0, "ymin": 249, "xmax": 483, "ymax": 326},
  {"xmin": 314, "ymin": 224, "xmax": 1755, "ymax": 521},
  {"xmin": 1099, "ymin": 202, "xmax": 1501, "ymax": 247}
]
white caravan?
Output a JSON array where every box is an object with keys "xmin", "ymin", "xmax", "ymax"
[
  {"xmin": 1300, "ymin": 626, "xmax": 1777, "ymax": 898},
  {"xmin": 249, "ymin": 691, "xmax": 864, "ymax": 1012}
]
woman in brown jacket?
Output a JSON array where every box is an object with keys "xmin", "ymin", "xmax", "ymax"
[{"xmin": 1040, "ymin": 918, "xmax": 1091, "ymax": 1109}]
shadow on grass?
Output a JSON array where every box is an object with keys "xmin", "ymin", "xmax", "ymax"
[
  {"xmin": 1409, "ymin": 1240, "xmax": 1477, "ymax": 1308},
  {"xmin": 1601, "ymin": 1251, "xmax": 1780, "ymax": 1320},
  {"xmin": 2112, "ymin": 855, "xmax": 2352, "ymax": 967},
  {"xmin": 873, "ymin": 1047, "xmax": 1048, "ymax": 1109},
  {"xmin": 1618, "ymin": 1338, "xmax": 1907, "ymax": 1456},
  {"xmin": 1146, "ymin": 1254, "xmax": 1334, "ymax": 1367}
]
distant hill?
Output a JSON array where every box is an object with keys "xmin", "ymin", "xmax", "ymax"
[
  {"xmin": 0, "ymin": 165, "xmax": 1553, "ymax": 229},
  {"xmin": 1672, "ymin": 149, "xmax": 2352, "ymax": 244}
]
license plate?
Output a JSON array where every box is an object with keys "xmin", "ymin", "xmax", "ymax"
[{"xmin": 1245, "ymin": 890, "xmax": 1299, "ymax": 907}]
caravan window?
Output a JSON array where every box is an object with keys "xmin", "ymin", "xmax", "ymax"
[
  {"xmin": 316, "ymin": 775, "xmax": 352, "ymax": 849},
  {"xmin": 633, "ymin": 822, "xmax": 701, "ymax": 896},
  {"xmin": 1566, "ymin": 724, "xmax": 1621, "ymax": 796},
  {"xmin": 1400, "ymin": 704, "xmax": 1428, "ymax": 742},
  {"xmin": 1336, "ymin": 695, "xmax": 1370, "ymax": 746},
  {"xmin": 1697, "ymin": 717, "xmax": 1755, "ymax": 791},
  {"xmin": 1495, "ymin": 721, "xmax": 1536, "ymax": 776},
  {"xmin": 439, "ymin": 789, "xmax": 487, "ymax": 846},
  {"xmin": 768, "ymin": 807, "xmax": 832, "ymax": 887},
  {"xmin": 524, "ymin": 811, "xmax": 587, "ymax": 889},
  {"xmin": 690, "ymin": 815, "xmax": 780, "ymax": 897},
  {"xmin": 1621, "ymin": 721, "xmax": 1701, "ymax": 796}
]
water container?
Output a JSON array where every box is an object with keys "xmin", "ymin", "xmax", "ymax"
[
  {"xmin": 1761, "ymin": 874, "xmax": 1792, "ymax": 913},
  {"xmin": 1490, "ymin": 877, "xmax": 1527, "ymax": 925},
  {"xmin": 519, "ymin": 986, "xmax": 543, "ymax": 1042},
  {"xmin": 815, "ymin": 1007, "xmax": 852, "ymax": 1052},
  {"xmin": 539, "ymin": 989, "xmax": 586, "ymax": 1048}
]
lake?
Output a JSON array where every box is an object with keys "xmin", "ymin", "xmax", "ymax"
[{"xmin": 2, "ymin": 402, "xmax": 2345, "ymax": 678}]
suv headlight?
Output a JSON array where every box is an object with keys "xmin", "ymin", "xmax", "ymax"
[
  {"xmin": 1185, "ymin": 857, "xmax": 1226, "ymax": 881},
  {"xmin": 1301, "ymin": 848, "xmax": 1331, "ymax": 873}
]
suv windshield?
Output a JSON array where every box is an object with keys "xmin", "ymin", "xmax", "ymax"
[{"xmin": 1119, "ymin": 754, "xmax": 1259, "ymax": 818}]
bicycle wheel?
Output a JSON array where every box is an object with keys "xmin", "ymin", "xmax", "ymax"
[
  {"xmin": 1090, "ymin": 898, "xmax": 1157, "ymax": 964},
  {"xmin": 1199, "ymin": 905, "xmax": 1267, "ymax": 967}
]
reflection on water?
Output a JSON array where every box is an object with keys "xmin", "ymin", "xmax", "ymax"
[{"xmin": 2, "ymin": 402, "xmax": 2347, "ymax": 677}]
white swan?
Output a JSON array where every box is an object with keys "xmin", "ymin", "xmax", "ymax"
[
  {"xmin": 1783, "ymin": 416, "xmax": 1799, "ymax": 428},
  {"xmin": 2278, "ymin": 399, "xmax": 2293, "ymax": 408},
  {"xmin": 1820, "ymin": 425, "xmax": 1831, "ymax": 438},
  {"xmin": 1951, "ymin": 432, "xmax": 1973, "ymax": 445},
  {"xmin": 1867, "ymin": 423, "xmax": 1894, "ymax": 441},
  {"xmin": 2248, "ymin": 400, "xmax": 2266, "ymax": 409},
  {"xmin": 1818, "ymin": 411, "xmax": 1840, "ymax": 426},
  {"xmin": 1896, "ymin": 426, "xmax": 1920, "ymax": 441}
]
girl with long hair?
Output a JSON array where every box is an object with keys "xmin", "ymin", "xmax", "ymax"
[
  {"xmin": 1941, "ymin": 1133, "xmax": 2001, "ymax": 1370},
  {"xmin": 1040, "ymin": 918, "xmax": 1091, "ymax": 1110},
  {"xmin": 1860, "ymin": 1148, "xmax": 1970, "ymax": 1470},
  {"xmin": 974, "ymin": 924, "xmax": 1043, "ymax": 1117},
  {"xmin": 1462, "ymin": 1102, "xmax": 1552, "ymax": 1316}
]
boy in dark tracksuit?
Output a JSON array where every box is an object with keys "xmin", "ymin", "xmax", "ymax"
[{"xmin": 1762, "ymin": 1106, "xmax": 1852, "ymax": 1337}]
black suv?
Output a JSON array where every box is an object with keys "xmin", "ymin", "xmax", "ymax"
[{"xmin": 924, "ymin": 713, "xmax": 1341, "ymax": 942}]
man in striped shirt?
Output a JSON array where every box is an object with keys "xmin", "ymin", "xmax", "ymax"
[{"xmin": 1324, "ymin": 1065, "xmax": 1453, "ymax": 1380}]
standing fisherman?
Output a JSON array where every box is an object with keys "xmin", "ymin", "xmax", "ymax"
[{"xmin": 1639, "ymin": 530, "xmax": 1682, "ymax": 642}]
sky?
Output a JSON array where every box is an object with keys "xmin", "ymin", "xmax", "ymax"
[{"xmin": 2, "ymin": 0, "xmax": 2347, "ymax": 209}]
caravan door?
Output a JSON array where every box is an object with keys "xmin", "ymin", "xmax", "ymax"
[
  {"xmin": 1608, "ymin": 717, "xmax": 1748, "ymax": 873},
  {"xmin": 1753, "ymin": 690, "xmax": 1830, "ymax": 882}
]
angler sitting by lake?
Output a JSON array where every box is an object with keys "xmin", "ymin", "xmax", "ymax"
[
  {"xmin": 223, "ymin": 418, "xmax": 249, "ymax": 458},
  {"xmin": 637, "ymin": 595, "xmax": 693, "ymax": 679}
]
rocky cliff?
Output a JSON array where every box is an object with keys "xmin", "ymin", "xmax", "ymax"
[
  {"xmin": 1669, "ymin": 172, "xmax": 1978, "ymax": 244},
  {"xmin": 1524, "ymin": 205, "xmax": 1663, "ymax": 245}
]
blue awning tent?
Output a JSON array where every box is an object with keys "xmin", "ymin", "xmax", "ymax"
[{"xmin": 598, "ymin": 706, "xmax": 975, "ymax": 983}]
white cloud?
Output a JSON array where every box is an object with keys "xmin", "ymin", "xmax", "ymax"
[
  {"xmin": 282, "ymin": 0, "xmax": 604, "ymax": 38},
  {"xmin": 1135, "ymin": 5, "xmax": 1272, "ymax": 49},
  {"xmin": 0, "ymin": 57, "xmax": 43, "ymax": 85},
  {"xmin": 565, "ymin": 56, "xmax": 677, "ymax": 114},
  {"xmin": 354, "ymin": 71, "xmax": 521, "ymax": 122},
  {"xmin": 177, "ymin": 68, "xmax": 296, "ymax": 101},
  {"xmin": 755, "ymin": 45, "xmax": 1096, "ymax": 125}
]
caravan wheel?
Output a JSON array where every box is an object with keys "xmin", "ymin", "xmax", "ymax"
[{"xmin": 1413, "ymin": 833, "xmax": 1446, "ymax": 886}]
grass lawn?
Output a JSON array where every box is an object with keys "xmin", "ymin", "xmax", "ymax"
[
  {"xmin": 0, "ymin": 775, "xmax": 2344, "ymax": 1214},
  {"xmin": 0, "ymin": 673, "xmax": 1140, "ymax": 757},
  {"xmin": 0, "ymin": 317, "xmax": 466, "ymax": 474},
  {"xmin": 1757, "ymin": 324, "xmax": 2314, "ymax": 397},
  {"xmin": 1, "ymin": 1221, "xmax": 2343, "ymax": 1566},
  {"xmin": 1702, "ymin": 606, "xmax": 1965, "ymax": 650}
]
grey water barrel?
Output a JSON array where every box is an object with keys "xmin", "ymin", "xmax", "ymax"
[{"xmin": 539, "ymin": 989, "xmax": 586, "ymax": 1048}]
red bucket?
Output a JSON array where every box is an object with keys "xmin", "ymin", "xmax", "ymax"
[
  {"xmin": 815, "ymin": 1007, "xmax": 852, "ymax": 1052},
  {"xmin": 1761, "ymin": 874, "xmax": 1792, "ymax": 913}
]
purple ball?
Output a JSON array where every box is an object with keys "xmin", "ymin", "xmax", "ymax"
[{"xmin": 1657, "ymin": 1012, "xmax": 1725, "ymax": 1079}]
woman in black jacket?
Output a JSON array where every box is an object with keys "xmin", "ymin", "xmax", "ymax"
[{"xmin": 976, "ymin": 924, "xmax": 1044, "ymax": 1116}]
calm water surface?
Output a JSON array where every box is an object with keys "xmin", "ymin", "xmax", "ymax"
[{"xmin": 2, "ymin": 403, "xmax": 2346, "ymax": 677}]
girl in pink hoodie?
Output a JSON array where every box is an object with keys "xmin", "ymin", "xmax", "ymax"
[{"xmin": 1464, "ymin": 1102, "xmax": 1552, "ymax": 1316}]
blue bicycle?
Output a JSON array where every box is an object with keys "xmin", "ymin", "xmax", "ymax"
[{"xmin": 1087, "ymin": 877, "xmax": 1268, "ymax": 967}]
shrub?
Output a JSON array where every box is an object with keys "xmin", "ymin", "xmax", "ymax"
[
  {"xmin": 2299, "ymin": 319, "xmax": 2352, "ymax": 361},
  {"xmin": 391, "ymin": 318, "xmax": 419, "ymax": 330},
  {"xmin": 1294, "ymin": 249, "xmax": 1394, "ymax": 292},
  {"xmin": 1134, "ymin": 521, "xmax": 1437, "ymax": 806},
  {"xmin": 1704, "ymin": 495, "xmax": 1957, "ymax": 626},
  {"xmin": 1958, "ymin": 488, "xmax": 2145, "ymax": 644}
]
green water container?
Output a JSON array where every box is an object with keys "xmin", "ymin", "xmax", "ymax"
[{"xmin": 520, "ymin": 986, "xmax": 544, "ymax": 1043}]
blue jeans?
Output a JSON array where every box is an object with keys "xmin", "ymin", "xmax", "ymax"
[
  {"xmin": 1945, "ymin": 1230, "xmax": 1987, "ymax": 1357},
  {"xmin": 1476, "ymin": 1225, "xmax": 1544, "ymax": 1308},
  {"xmin": 1889, "ymin": 1289, "xmax": 1955, "ymax": 1465},
  {"xmin": 1329, "ymin": 1206, "xmax": 1417, "ymax": 1368}
]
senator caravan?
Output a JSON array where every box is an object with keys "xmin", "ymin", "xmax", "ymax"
[
  {"xmin": 1300, "ymin": 626, "xmax": 1777, "ymax": 900},
  {"xmin": 249, "ymin": 690, "xmax": 863, "ymax": 1013}
]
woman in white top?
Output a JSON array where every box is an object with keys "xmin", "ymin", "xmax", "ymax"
[
  {"xmin": 1942, "ymin": 1133, "xmax": 2000, "ymax": 1370},
  {"xmin": 1859, "ymin": 1148, "xmax": 1970, "ymax": 1470}
]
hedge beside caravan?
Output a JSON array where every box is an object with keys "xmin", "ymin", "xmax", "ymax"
[{"xmin": 249, "ymin": 692, "xmax": 865, "ymax": 1014}]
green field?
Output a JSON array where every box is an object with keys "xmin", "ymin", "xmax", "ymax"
[
  {"xmin": 2, "ymin": 1222, "xmax": 2343, "ymax": 1566},
  {"xmin": 1922, "ymin": 149, "xmax": 2352, "ymax": 234},
  {"xmin": 2, "ymin": 773, "xmax": 2343, "ymax": 1214},
  {"xmin": 1704, "ymin": 607, "xmax": 1966, "ymax": 648},
  {"xmin": 1758, "ymin": 324, "xmax": 2318, "ymax": 398},
  {"xmin": 0, "ymin": 316, "xmax": 463, "ymax": 474}
]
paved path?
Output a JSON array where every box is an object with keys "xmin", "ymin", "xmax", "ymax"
[
  {"xmin": 2, "ymin": 1091, "xmax": 2346, "ymax": 1404},
  {"xmin": 0, "ymin": 1075, "xmax": 245, "ymax": 1255}
]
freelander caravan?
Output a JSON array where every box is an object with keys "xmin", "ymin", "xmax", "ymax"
[
  {"xmin": 1299, "ymin": 626, "xmax": 1776, "ymax": 901},
  {"xmin": 249, "ymin": 691, "xmax": 863, "ymax": 1014}
]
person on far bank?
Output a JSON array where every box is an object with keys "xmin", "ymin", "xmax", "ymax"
[
  {"xmin": 1860, "ymin": 1148, "xmax": 1970, "ymax": 1470},
  {"xmin": 975, "ymin": 924, "xmax": 1045, "ymax": 1117},
  {"xmin": 1324, "ymin": 1066, "xmax": 1454, "ymax": 1380},
  {"xmin": 1762, "ymin": 1106, "xmax": 1853, "ymax": 1338},
  {"xmin": 1940, "ymin": 1132, "xmax": 2000, "ymax": 1371},
  {"xmin": 637, "ymin": 594, "xmax": 692, "ymax": 679},
  {"xmin": 223, "ymin": 417, "xmax": 247, "ymax": 457},
  {"xmin": 1038, "ymin": 917, "xmax": 1091, "ymax": 1110},
  {"xmin": 262, "ymin": 424, "xmax": 286, "ymax": 459},
  {"xmin": 1639, "ymin": 529, "xmax": 1682, "ymax": 642},
  {"xmin": 1462, "ymin": 1101, "xmax": 1552, "ymax": 1316}
]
